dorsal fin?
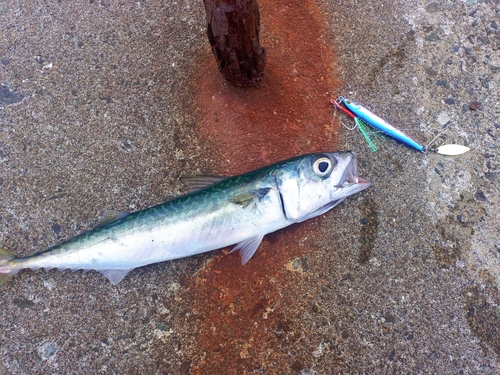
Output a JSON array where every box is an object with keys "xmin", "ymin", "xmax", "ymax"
[
  {"xmin": 180, "ymin": 175, "xmax": 227, "ymax": 192},
  {"xmin": 96, "ymin": 210, "xmax": 130, "ymax": 228}
]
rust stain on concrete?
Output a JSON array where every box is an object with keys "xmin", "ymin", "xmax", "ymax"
[
  {"xmin": 194, "ymin": 0, "xmax": 341, "ymax": 174},
  {"xmin": 189, "ymin": 0, "xmax": 343, "ymax": 373}
]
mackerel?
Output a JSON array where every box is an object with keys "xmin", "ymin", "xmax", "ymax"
[{"xmin": 0, "ymin": 152, "xmax": 370, "ymax": 285}]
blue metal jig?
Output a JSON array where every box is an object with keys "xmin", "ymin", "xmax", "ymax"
[{"xmin": 340, "ymin": 97, "xmax": 425, "ymax": 152}]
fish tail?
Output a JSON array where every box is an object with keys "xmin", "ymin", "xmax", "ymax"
[{"xmin": 0, "ymin": 247, "xmax": 19, "ymax": 286}]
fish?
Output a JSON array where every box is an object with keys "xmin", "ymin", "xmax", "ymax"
[{"xmin": 0, "ymin": 151, "xmax": 370, "ymax": 285}]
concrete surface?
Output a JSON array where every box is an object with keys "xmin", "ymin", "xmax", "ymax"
[{"xmin": 1, "ymin": 0, "xmax": 499, "ymax": 374}]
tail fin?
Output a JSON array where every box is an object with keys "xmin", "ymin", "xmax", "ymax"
[{"xmin": 0, "ymin": 247, "xmax": 18, "ymax": 286}]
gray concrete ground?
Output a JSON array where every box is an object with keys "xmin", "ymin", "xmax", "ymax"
[{"xmin": 1, "ymin": 0, "xmax": 499, "ymax": 374}]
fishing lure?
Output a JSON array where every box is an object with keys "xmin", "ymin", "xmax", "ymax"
[
  {"xmin": 331, "ymin": 97, "xmax": 470, "ymax": 156},
  {"xmin": 331, "ymin": 99, "xmax": 383, "ymax": 152}
]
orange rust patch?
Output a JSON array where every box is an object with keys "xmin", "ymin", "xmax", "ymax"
[
  {"xmin": 195, "ymin": 0, "xmax": 341, "ymax": 175},
  {"xmin": 190, "ymin": 0, "xmax": 343, "ymax": 373},
  {"xmin": 189, "ymin": 223, "xmax": 322, "ymax": 374}
]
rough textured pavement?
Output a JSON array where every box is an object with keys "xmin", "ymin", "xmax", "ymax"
[{"xmin": 1, "ymin": 0, "xmax": 499, "ymax": 374}]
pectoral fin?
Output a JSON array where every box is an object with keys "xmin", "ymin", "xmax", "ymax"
[
  {"xmin": 230, "ymin": 188, "xmax": 272, "ymax": 208},
  {"xmin": 229, "ymin": 235, "xmax": 264, "ymax": 265}
]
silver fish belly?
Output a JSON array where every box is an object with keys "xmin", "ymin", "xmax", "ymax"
[{"xmin": 0, "ymin": 151, "xmax": 370, "ymax": 285}]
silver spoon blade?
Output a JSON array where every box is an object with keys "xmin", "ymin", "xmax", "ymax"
[{"xmin": 436, "ymin": 144, "xmax": 470, "ymax": 155}]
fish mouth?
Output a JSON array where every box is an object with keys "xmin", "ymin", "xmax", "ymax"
[
  {"xmin": 338, "ymin": 154, "xmax": 371, "ymax": 189},
  {"xmin": 316, "ymin": 154, "xmax": 371, "ymax": 214}
]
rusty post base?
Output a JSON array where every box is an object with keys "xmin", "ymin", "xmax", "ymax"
[{"xmin": 202, "ymin": 0, "xmax": 266, "ymax": 87}]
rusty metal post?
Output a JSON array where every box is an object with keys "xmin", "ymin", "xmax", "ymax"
[{"xmin": 202, "ymin": 0, "xmax": 266, "ymax": 87}]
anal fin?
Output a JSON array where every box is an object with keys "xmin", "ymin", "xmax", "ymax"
[
  {"xmin": 229, "ymin": 235, "xmax": 264, "ymax": 265},
  {"xmin": 98, "ymin": 269, "xmax": 132, "ymax": 285}
]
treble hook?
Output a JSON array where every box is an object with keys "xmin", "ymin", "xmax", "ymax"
[
  {"xmin": 424, "ymin": 128, "xmax": 470, "ymax": 155},
  {"xmin": 331, "ymin": 98, "xmax": 358, "ymax": 130},
  {"xmin": 424, "ymin": 128, "xmax": 448, "ymax": 152}
]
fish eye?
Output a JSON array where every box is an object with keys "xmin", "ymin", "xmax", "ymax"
[{"xmin": 312, "ymin": 156, "xmax": 335, "ymax": 178}]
